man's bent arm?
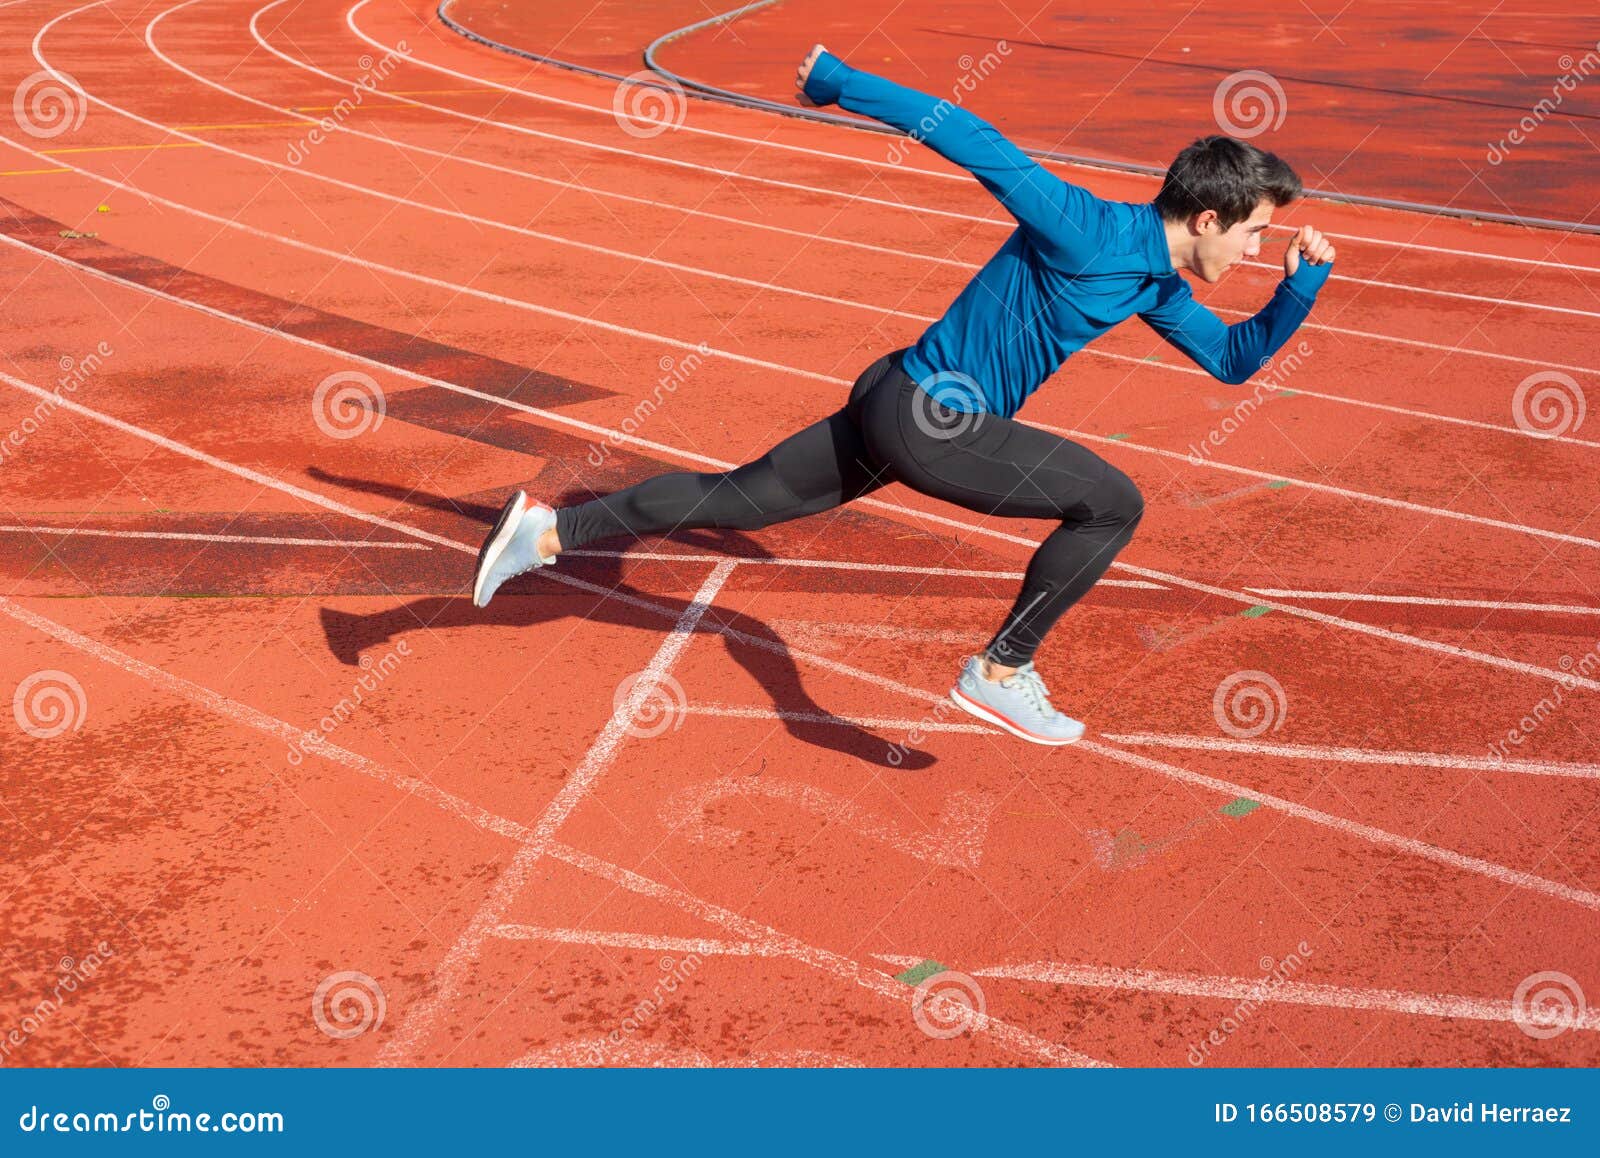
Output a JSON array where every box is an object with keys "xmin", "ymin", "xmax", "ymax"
[{"xmin": 1139, "ymin": 260, "xmax": 1332, "ymax": 385}]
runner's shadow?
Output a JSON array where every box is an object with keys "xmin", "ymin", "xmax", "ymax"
[{"xmin": 307, "ymin": 467, "xmax": 938, "ymax": 770}]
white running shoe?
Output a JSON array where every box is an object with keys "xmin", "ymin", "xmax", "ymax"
[
  {"xmin": 948, "ymin": 655, "xmax": 1085, "ymax": 746},
  {"xmin": 472, "ymin": 491, "xmax": 558, "ymax": 608}
]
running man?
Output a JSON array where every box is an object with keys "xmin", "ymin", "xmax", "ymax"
[{"xmin": 471, "ymin": 44, "xmax": 1335, "ymax": 746}]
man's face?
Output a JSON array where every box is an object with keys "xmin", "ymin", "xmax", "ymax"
[{"xmin": 1192, "ymin": 199, "xmax": 1274, "ymax": 282}]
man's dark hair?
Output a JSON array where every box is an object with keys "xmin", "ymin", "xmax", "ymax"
[{"xmin": 1153, "ymin": 136, "xmax": 1302, "ymax": 229}]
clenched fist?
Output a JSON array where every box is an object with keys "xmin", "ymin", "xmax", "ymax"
[
  {"xmin": 795, "ymin": 43, "xmax": 826, "ymax": 105},
  {"xmin": 1284, "ymin": 224, "xmax": 1335, "ymax": 278}
]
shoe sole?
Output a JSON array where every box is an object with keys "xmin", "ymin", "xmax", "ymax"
[
  {"xmin": 472, "ymin": 490, "xmax": 527, "ymax": 608},
  {"xmin": 948, "ymin": 684, "xmax": 1084, "ymax": 747}
]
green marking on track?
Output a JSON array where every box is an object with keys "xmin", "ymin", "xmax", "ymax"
[
  {"xmin": 1107, "ymin": 433, "xmax": 1131, "ymax": 440},
  {"xmin": 1219, "ymin": 798, "xmax": 1262, "ymax": 818},
  {"xmin": 1239, "ymin": 604, "xmax": 1273, "ymax": 618},
  {"xmin": 1266, "ymin": 480, "xmax": 1291, "ymax": 490},
  {"xmin": 895, "ymin": 960, "xmax": 948, "ymax": 986},
  {"xmin": 1277, "ymin": 389, "xmax": 1300, "ymax": 398}
]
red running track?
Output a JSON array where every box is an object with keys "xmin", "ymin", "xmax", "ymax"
[{"xmin": 0, "ymin": 0, "xmax": 1597, "ymax": 1067}]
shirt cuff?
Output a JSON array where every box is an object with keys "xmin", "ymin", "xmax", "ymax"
[
  {"xmin": 1283, "ymin": 257, "xmax": 1333, "ymax": 305},
  {"xmin": 802, "ymin": 49, "xmax": 853, "ymax": 106}
]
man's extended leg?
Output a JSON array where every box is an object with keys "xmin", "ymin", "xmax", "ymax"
[{"xmin": 473, "ymin": 350, "xmax": 905, "ymax": 606}]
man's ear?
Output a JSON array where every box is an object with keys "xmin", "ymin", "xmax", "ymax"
[{"xmin": 1191, "ymin": 209, "xmax": 1219, "ymax": 236}]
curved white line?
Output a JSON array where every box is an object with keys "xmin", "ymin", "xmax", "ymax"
[{"xmin": 344, "ymin": 0, "xmax": 1600, "ymax": 317}]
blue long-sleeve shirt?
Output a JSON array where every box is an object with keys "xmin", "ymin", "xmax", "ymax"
[{"xmin": 802, "ymin": 51, "xmax": 1332, "ymax": 418}]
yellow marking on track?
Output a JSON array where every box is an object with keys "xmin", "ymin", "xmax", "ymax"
[{"xmin": 0, "ymin": 166, "xmax": 72, "ymax": 177}]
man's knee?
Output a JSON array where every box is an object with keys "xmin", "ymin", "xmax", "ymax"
[{"xmin": 1093, "ymin": 468, "xmax": 1145, "ymax": 531}]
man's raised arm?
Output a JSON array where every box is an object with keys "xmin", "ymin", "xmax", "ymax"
[{"xmin": 797, "ymin": 45, "xmax": 1102, "ymax": 262}]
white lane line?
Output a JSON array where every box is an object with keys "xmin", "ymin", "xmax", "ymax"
[
  {"xmin": 1120, "ymin": 559, "xmax": 1600, "ymax": 692},
  {"xmin": 488, "ymin": 925, "xmax": 786, "ymax": 956},
  {"xmin": 564, "ymin": 549, "xmax": 1165, "ymax": 586},
  {"xmin": 375, "ymin": 558, "xmax": 736, "ymax": 1064},
  {"xmin": 873, "ymin": 955, "xmax": 1600, "ymax": 1032},
  {"xmin": 0, "ymin": 524, "xmax": 427, "ymax": 549},
  {"xmin": 1077, "ymin": 739, "xmax": 1600, "ymax": 911},
  {"xmin": 1247, "ymin": 587, "xmax": 1600, "ymax": 615},
  {"xmin": 344, "ymin": 0, "xmax": 1600, "ymax": 294},
  {"xmin": 545, "ymin": 840, "xmax": 1108, "ymax": 1066},
  {"xmin": 1102, "ymin": 734, "xmax": 1600, "ymax": 779},
  {"xmin": 1263, "ymin": 224, "xmax": 1600, "ymax": 277},
  {"xmin": 0, "ymin": 594, "xmax": 535, "ymax": 844},
  {"xmin": 1058, "ymin": 426, "xmax": 1600, "ymax": 554},
  {"xmin": 679, "ymin": 702, "xmax": 989, "ymax": 735}
]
